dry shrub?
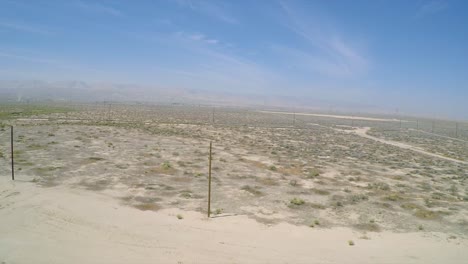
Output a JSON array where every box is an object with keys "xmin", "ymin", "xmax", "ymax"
[{"xmin": 134, "ymin": 203, "xmax": 161, "ymax": 211}]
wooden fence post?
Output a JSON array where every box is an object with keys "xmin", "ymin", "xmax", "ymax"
[
  {"xmin": 207, "ymin": 141, "xmax": 212, "ymax": 217},
  {"xmin": 11, "ymin": 126, "xmax": 14, "ymax": 181}
]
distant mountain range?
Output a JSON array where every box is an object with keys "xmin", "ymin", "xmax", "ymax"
[{"xmin": 0, "ymin": 79, "xmax": 383, "ymax": 113}]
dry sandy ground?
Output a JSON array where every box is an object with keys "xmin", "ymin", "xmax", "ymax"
[
  {"xmin": 408, "ymin": 128, "xmax": 468, "ymax": 143},
  {"xmin": 259, "ymin": 111, "xmax": 404, "ymax": 122},
  {"xmin": 1, "ymin": 177, "xmax": 467, "ymax": 264},
  {"xmin": 349, "ymin": 127, "xmax": 467, "ymax": 165}
]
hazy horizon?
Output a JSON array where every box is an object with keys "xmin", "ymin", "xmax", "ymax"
[{"xmin": 1, "ymin": 0, "xmax": 468, "ymax": 119}]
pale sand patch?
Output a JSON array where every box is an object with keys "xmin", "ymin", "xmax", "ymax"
[
  {"xmin": 260, "ymin": 111, "xmax": 406, "ymax": 122},
  {"xmin": 348, "ymin": 127, "xmax": 467, "ymax": 165},
  {"xmin": 16, "ymin": 118, "xmax": 50, "ymax": 121},
  {"xmin": 0, "ymin": 177, "xmax": 467, "ymax": 264}
]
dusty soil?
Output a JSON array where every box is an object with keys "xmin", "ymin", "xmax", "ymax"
[
  {"xmin": 0, "ymin": 103, "xmax": 467, "ymax": 263},
  {"xmin": 1, "ymin": 177, "xmax": 467, "ymax": 264}
]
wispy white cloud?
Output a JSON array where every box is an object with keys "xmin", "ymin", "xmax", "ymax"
[
  {"xmin": 75, "ymin": 0, "xmax": 123, "ymax": 17},
  {"xmin": 0, "ymin": 50, "xmax": 102, "ymax": 76},
  {"xmin": 0, "ymin": 21, "xmax": 53, "ymax": 35},
  {"xmin": 277, "ymin": 1, "xmax": 369, "ymax": 78},
  {"xmin": 184, "ymin": 32, "xmax": 219, "ymax": 44},
  {"xmin": 173, "ymin": 0, "xmax": 238, "ymax": 24},
  {"xmin": 141, "ymin": 30, "xmax": 280, "ymax": 93},
  {"xmin": 0, "ymin": 51, "xmax": 59, "ymax": 64},
  {"xmin": 415, "ymin": 1, "xmax": 448, "ymax": 19}
]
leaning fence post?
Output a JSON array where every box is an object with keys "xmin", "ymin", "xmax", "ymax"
[
  {"xmin": 11, "ymin": 126, "xmax": 14, "ymax": 181},
  {"xmin": 207, "ymin": 141, "xmax": 212, "ymax": 217}
]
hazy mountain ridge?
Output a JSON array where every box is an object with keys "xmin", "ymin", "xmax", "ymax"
[{"xmin": 0, "ymin": 80, "xmax": 385, "ymax": 114}]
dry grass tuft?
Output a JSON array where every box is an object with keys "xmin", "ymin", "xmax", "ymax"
[{"xmin": 134, "ymin": 203, "xmax": 161, "ymax": 211}]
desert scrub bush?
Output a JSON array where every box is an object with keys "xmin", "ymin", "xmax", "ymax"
[
  {"xmin": 134, "ymin": 203, "xmax": 161, "ymax": 211},
  {"xmin": 88, "ymin": 157, "xmax": 105, "ymax": 162},
  {"xmin": 308, "ymin": 219, "xmax": 320, "ymax": 228},
  {"xmin": 354, "ymin": 222, "xmax": 381, "ymax": 232},
  {"xmin": 307, "ymin": 168, "xmax": 320, "ymax": 178},
  {"xmin": 431, "ymin": 192, "xmax": 445, "ymax": 200},
  {"xmin": 177, "ymin": 214, "xmax": 183, "ymax": 219},
  {"xmin": 27, "ymin": 144, "xmax": 45, "ymax": 150},
  {"xmin": 449, "ymin": 184, "xmax": 458, "ymax": 196},
  {"xmin": 240, "ymin": 185, "xmax": 264, "ymax": 196},
  {"xmin": 214, "ymin": 208, "xmax": 223, "ymax": 215},
  {"xmin": 289, "ymin": 180, "xmax": 298, "ymax": 186},
  {"xmin": 162, "ymin": 161, "xmax": 172, "ymax": 170},
  {"xmin": 401, "ymin": 203, "xmax": 422, "ymax": 210},
  {"xmin": 414, "ymin": 209, "xmax": 442, "ymax": 220},
  {"xmin": 179, "ymin": 190, "xmax": 193, "ymax": 199},
  {"xmin": 268, "ymin": 165, "xmax": 277, "ymax": 171},
  {"xmin": 256, "ymin": 177, "xmax": 279, "ymax": 186},
  {"xmin": 149, "ymin": 161, "xmax": 177, "ymax": 174},
  {"xmin": 311, "ymin": 188, "xmax": 330, "ymax": 195},
  {"xmin": 309, "ymin": 203, "xmax": 326, "ymax": 210},
  {"xmin": 349, "ymin": 194, "xmax": 369, "ymax": 204},
  {"xmin": 383, "ymin": 193, "xmax": 404, "ymax": 202},
  {"xmin": 368, "ymin": 182, "xmax": 390, "ymax": 191},
  {"xmin": 348, "ymin": 240, "xmax": 355, "ymax": 246},
  {"xmin": 348, "ymin": 176, "xmax": 361, "ymax": 182},
  {"xmin": 290, "ymin": 198, "xmax": 305, "ymax": 206}
]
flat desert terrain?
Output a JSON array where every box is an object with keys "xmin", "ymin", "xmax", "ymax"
[{"xmin": 0, "ymin": 103, "xmax": 467, "ymax": 263}]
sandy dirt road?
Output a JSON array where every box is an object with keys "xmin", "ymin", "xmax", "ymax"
[
  {"xmin": 349, "ymin": 127, "xmax": 467, "ymax": 165},
  {"xmin": 0, "ymin": 177, "xmax": 467, "ymax": 264},
  {"xmin": 260, "ymin": 111, "xmax": 404, "ymax": 122}
]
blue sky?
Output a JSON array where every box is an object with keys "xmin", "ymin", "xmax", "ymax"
[{"xmin": 1, "ymin": 0, "xmax": 467, "ymax": 118}]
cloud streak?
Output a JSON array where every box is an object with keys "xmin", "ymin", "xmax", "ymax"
[
  {"xmin": 0, "ymin": 21, "xmax": 53, "ymax": 35},
  {"xmin": 0, "ymin": 50, "xmax": 103, "ymax": 77},
  {"xmin": 277, "ymin": 1, "xmax": 369, "ymax": 78},
  {"xmin": 173, "ymin": 0, "xmax": 238, "ymax": 24},
  {"xmin": 187, "ymin": 33, "xmax": 219, "ymax": 44},
  {"xmin": 75, "ymin": 0, "xmax": 124, "ymax": 17},
  {"xmin": 415, "ymin": 1, "xmax": 448, "ymax": 19},
  {"xmin": 141, "ymin": 29, "xmax": 280, "ymax": 93}
]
